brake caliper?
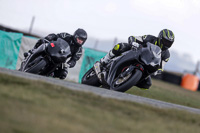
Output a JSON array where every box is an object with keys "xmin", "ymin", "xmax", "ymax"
[{"xmin": 135, "ymin": 64, "xmax": 144, "ymax": 72}]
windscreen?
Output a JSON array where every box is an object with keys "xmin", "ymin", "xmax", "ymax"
[{"xmin": 140, "ymin": 42, "xmax": 161, "ymax": 67}]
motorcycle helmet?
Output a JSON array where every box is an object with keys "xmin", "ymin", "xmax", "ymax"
[
  {"xmin": 73, "ymin": 28, "xmax": 87, "ymax": 46},
  {"xmin": 158, "ymin": 29, "xmax": 175, "ymax": 50}
]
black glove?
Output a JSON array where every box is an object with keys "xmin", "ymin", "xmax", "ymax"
[
  {"xmin": 45, "ymin": 33, "xmax": 58, "ymax": 41},
  {"xmin": 34, "ymin": 39, "xmax": 46, "ymax": 49},
  {"xmin": 131, "ymin": 42, "xmax": 141, "ymax": 50},
  {"xmin": 53, "ymin": 66, "xmax": 68, "ymax": 79},
  {"xmin": 153, "ymin": 69, "xmax": 163, "ymax": 76},
  {"xmin": 67, "ymin": 59, "xmax": 76, "ymax": 68},
  {"xmin": 59, "ymin": 68, "xmax": 68, "ymax": 79}
]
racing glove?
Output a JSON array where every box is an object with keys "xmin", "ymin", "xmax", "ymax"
[
  {"xmin": 34, "ymin": 39, "xmax": 46, "ymax": 49},
  {"xmin": 59, "ymin": 67, "xmax": 68, "ymax": 79},
  {"xmin": 131, "ymin": 42, "xmax": 140, "ymax": 50},
  {"xmin": 67, "ymin": 59, "xmax": 76, "ymax": 68},
  {"xmin": 153, "ymin": 69, "xmax": 163, "ymax": 76},
  {"xmin": 53, "ymin": 64, "xmax": 69, "ymax": 79}
]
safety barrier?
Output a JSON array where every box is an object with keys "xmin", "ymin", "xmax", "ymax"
[
  {"xmin": 0, "ymin": 30, "xmax": 23, "ymax": 69},
  {"xmin": 181, "ymin": 74, "xmax": 199, "ymax": 91}
]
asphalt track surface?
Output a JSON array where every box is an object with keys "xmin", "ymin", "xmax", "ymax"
[{"xmin": 1, "ymin": 67, "xmax": 200, "ymax": 114}]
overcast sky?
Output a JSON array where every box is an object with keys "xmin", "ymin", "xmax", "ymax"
[{"xmin": 0, "ymin": 0, "xmax": 200, "ymax": 63}]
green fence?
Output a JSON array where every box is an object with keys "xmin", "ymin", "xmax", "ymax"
[
  {"xmin": 79, "ymin": 48, "xmax": 107, "ymax": 82},
  {"xmin": 0, "ymin": 30, "xmax": 23, "ymax": 69}
]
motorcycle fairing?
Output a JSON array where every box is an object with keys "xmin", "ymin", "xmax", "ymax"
[
  {"xmin": 140, "ymin": 42, "xmax": 161, "ymax": 66},
  {"xmin": 46, "ymin": 38, "xmax": 71, "ymax": 63},
  {"xmin": 140, "ymin": 42, "xmax": 161, "ymax": 73},
  {"xmin": 106, "ymin": 42, "xmax": 162, "ymax": 86},
  {"xmin": 106, "ymin": 50, "xmax": 141, "ymax": 85},
  {"xmin": 22, "ymin": 44, "xmax": 46, "ymax": 71}
]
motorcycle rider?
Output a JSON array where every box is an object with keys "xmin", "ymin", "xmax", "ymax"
[
  {"xmin": 100, "ymin": 29, "xmax": 175, "ymax": 89},
  {"xmin": 24, "ymin": 28, "xmax": 87, "ymax": 79}
]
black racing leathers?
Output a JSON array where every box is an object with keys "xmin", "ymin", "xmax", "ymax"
[
  {"xmin": 34, "ymin": 32, "xmax": 83, "ymax": 79},
  {"xmin": 111, "ymin": 35, "xmax": 170, "ymax": 89}
]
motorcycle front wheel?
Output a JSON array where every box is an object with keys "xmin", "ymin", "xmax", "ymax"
[
  {"xmin": 110, "ymin": 69, "xmax": 142, "ymax": 92},
  {"xmin": 81, "ymin": 68, "xmax": 101, "ymax": 87},
  {"xmin": 24, "ymin": 57, "xmax": 47, "ymax": 74}
]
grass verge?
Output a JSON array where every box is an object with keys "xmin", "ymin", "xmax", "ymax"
[
  {"xmin": 0, "ymin": 73, "xmax": 200, "ymax": 133},
  {"xmin": 127, "ymin": 79, "xmax": 200, "ymax": 109}
]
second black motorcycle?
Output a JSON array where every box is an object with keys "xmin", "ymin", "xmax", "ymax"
[
  {"xmin": 81, "ymin": 42, "xmax": 161, "ymax": 92},
  {"xmin": 19, "ymin": 38, "xmax": 71, "ymax": 78}
]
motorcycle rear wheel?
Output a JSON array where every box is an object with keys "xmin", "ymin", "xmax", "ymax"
[
  {"xmin": 111, "ymin": 69, "xmax": 142, "ymax": 92},
  {"xmin": 81, "ymin": 68, "xmax": 101, "ymax": 87}
]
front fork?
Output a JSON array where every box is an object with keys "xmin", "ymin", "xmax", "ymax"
[
  {"xmin": 93, "ymin": 61, "xmax": 103, "ymax": 82},
  {"xmin": 93, "ymin": 61, "xmax": 110, "ymax": 88}
]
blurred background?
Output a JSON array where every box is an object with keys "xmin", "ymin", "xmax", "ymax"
[{"xmin": 0, "ymin": 0, "xmax": 200, "ymax": 74}]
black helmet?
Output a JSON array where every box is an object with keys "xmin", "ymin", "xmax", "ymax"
[
  {"xmin": 158, "ymin": 29, "xmax": 175, "ymax": 50},
  {"xmin": 73, "ymin": 28, "xmax": 87, "ymax": 46}
]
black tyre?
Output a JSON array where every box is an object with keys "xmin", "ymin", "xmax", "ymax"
[
  {"xmin": 81, "ymin": 68, "xmax": 101, "ymax": 87},
  {"xmin": 110, "ymin": 69, "xmax": 142, "ymax": 92},
  {"xmin": 24, "ymin": 58, "xmax": 47, "ymax": 74}
]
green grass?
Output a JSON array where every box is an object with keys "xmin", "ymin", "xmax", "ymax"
[
  {"xmin": 127, "ymin": 79, "xmax": 200, "ymax": 109},
  {"xmin": 0, "ymin": 73, "xmax": 200, "ymax": 133}
]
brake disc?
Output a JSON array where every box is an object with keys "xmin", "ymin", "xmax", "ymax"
[{"xmin": 115, "ymin": 73, "xmax": 132, "ymax": 85}]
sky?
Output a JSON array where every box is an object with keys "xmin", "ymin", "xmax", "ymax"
[{"xmin": 0, "ymin": 0, "xmax": 200, "ymax": 63}]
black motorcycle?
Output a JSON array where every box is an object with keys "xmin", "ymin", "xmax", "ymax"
[
  {"xmin": 81, "ymin": 42, "xmax": 161, "ymax": 92},
  {"xmin": 19, "ymin": 38, "xmax": 71, "ymax": 77}
]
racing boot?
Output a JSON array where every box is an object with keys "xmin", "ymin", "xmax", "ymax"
[
  {"xmin": 100, "ymin": 50, "xmax": 115, "ymax": 66},
  {"xmin": 136, "ymin": 76, "xmax": 152, "ymax": 90}
]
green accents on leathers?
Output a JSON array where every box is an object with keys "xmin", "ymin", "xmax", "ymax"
[
  {"xmin": 143, "ymin": 35, "xmax": 147, "ymax": 40},
  {"xmin": 156, "ymin": 40, "xmax": 163, "ymax": 49},
  {"xmin": 133, "ymin": 36, "xmax": 136, "ymax": 42},
  {"xmin": 114, "ymin": 44, "xmax": 120, "ymax": 50},
  {"xmin": 165, "ymin": 58, "xmax": 169, "ymax": 62},
  {"xmin": 155, "ymin": 41, "xmax": 157, "ymax": 45}
]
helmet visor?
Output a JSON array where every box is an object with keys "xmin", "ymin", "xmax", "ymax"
[
  {"xmin": 76, "ymin": 37, "xmax": 84, "ymax": 45},
  {"xmin": 161, "ymin": 38, "xmax": 173, "ymax": 48}
]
